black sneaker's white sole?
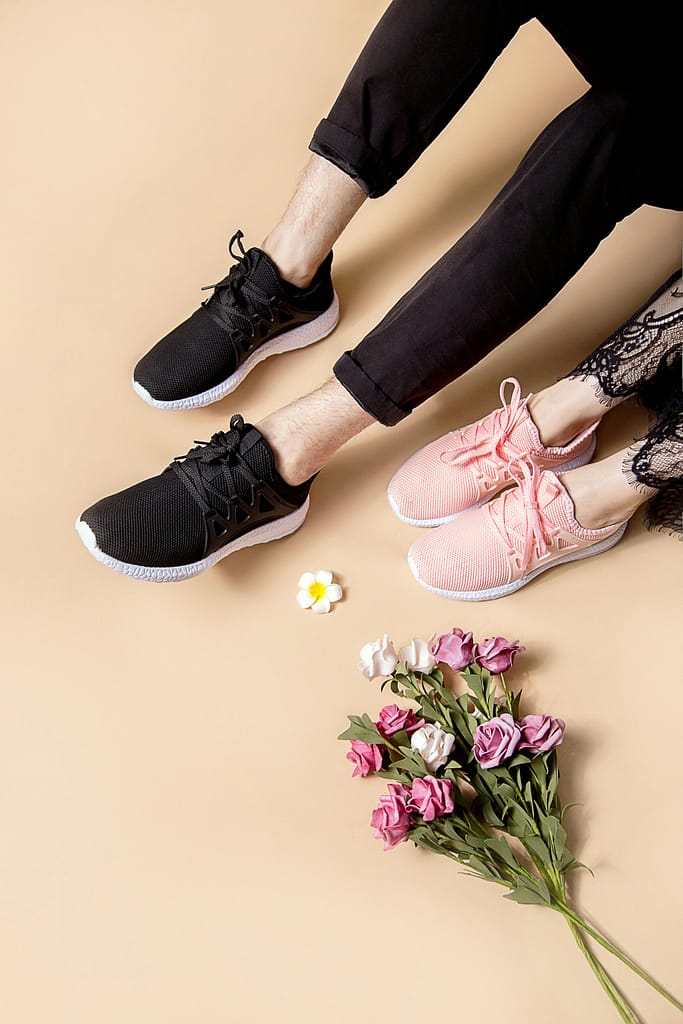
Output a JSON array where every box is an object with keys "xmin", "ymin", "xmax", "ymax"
[
  {"xmin": 75, "ymin": 498, "xmax": 309, "ymax": 582},
  {"xmin": 133, "ymin": 293, "xmax": 340, "ymax": 411},
  {"xmin": 407, "ymin": 521, "xmax": 627, "ymax": 602},
  {"xmin": 387, "ymin": 435, "xmax": 597, "ymax": 527}
]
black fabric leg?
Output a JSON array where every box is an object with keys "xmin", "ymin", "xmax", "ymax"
[
  {"xmin": 309, "ymin": 0, "xmax": 534, "ymax": 197},
  {"xmin": 334, "ymin": 88, "xmax": 651, "ymax": 425}
]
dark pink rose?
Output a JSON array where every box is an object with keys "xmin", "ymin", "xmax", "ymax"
[
  {"xmin": 408, "ymin": 776, "xmax": 455, "ymax": 823},
  {"xmin": 375, "ymin": 704, "xmax": 425, "ymax": 738},
  {"xmin": 518, "ymin": 715, "xmax": 565, "ymax": 756},
  {"xmin": 475, "ymin": 636, "xmax": 525, "ymax": 674},
  {"xmin": 473, "ymin": 713, "xmax": 521, "ymax": 769},
  {"xmin": 370, "ymin": 784, "xmax": 412, "ymax": 849},
  {"xmin": 432, "ymin": 628, "xmax": 475, "ymax": 671},
  {"xmin": 347, "ymin": 741, "xmax": 385, "ymax": 778}
]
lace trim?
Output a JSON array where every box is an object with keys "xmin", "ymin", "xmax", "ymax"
[{"xmin": 564, "ymin": 270, "xmax": 683, "ymax": 410}]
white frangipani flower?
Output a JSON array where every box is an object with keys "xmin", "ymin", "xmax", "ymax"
[{"xmin": 296, "ymin": 569, "xmax": 343, "ymax": 614}]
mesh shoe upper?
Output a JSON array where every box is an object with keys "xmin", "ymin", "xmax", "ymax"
[
  {"xmin": 408, "ymin": 465, "xmax": 625, "ymax": 596},
  {"xmin": 388, "ymin": 378, "xmax": 597, "ymax": 525},
  {"xmin": 80, "ymin": 416, "xmax": 311, "ymax": 568},
  {"xmin": 134, "ymin": 231, "xmax": 335, "ymax": 402}
]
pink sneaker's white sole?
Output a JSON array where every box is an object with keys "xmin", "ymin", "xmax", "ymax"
[
  {"xmin": 408, "ymin": 521, "xmax": 627, "ymax": 602},
  {"xmin": 388, "ymin": 434, "xmax": 597, "ymax": 527},
  {"xmin": 75, "ymin": 499, "xmax": 309, "ymax": 583},
  {"xmin": 133, "ymin": 293, "xmax": 340, "ymax": 410}
]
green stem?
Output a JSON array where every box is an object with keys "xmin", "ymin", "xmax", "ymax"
[
  {"xmin": 557, "ymin": 903, "xmax": 683, "ymax": 1014},
  {"xmin": 499, "ymin": 671, "xmax": 514, "ymax": 713},
  {"xmin": 565, "ymin": 917, "xmax": 642, "ymax": 1024}
]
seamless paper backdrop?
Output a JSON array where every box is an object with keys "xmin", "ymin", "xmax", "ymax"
[{"xmin": 1, "ymin": 2, "xmax": 681, "ymax": 1022}]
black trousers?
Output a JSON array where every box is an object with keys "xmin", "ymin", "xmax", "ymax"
[{"xmin": 309, "ymin": 0, "xmax": 682, "ymax": 426}]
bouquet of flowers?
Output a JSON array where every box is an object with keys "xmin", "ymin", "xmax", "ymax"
[{"xmin": 340, "ymin": 628, "xmax": 682, "ymax": 1023}]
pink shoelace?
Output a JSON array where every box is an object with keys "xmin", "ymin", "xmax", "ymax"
[
  {"xmin": 439, "ymin": 378, "xmax": 528, "ymax": 479},
  {"xmin": 487, "ymin": 460, "xmax": 561, "ymax": 572}
]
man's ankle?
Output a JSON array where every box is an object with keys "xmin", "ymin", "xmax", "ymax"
[{"xmin": 261, "ymin": 227, "xmax": 321, "ymax": 289}]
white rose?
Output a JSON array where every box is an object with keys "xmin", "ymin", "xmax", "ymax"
[
  {"xmin": 359, "ymin": 634, "xmax": 398, "ymax": 679},
  {"xmin": 410, "ymin": 722, "xmax": 455, "ymax": 771},
  {"xmin": 399, "ymin": 637, "xmax": 436, "ymax": 673}
]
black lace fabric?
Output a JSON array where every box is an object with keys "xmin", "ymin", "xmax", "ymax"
[{"xmin": 565, "ymin": 270, "xmax": 683, "ymax": 537}]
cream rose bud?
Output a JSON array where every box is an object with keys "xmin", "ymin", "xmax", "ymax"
[
  {"xmin": 399, "ymin": 638, "xmax": 437, "ymax": 673},
  {"xmin": 359, "ymin": 635, "xmax": 398, "ymax": 680},
  {"xmin": 410, "ymin": 722, "xmax": 455, "ymax": 771}
]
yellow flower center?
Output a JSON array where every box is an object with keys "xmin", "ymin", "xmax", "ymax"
[{"xmin": 308, "ymin": 582, "xmax": 326, "ymax": 601}]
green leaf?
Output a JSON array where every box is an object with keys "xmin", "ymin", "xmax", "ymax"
[
  {"xmin": 466, "ymin": 855, "xmax": 496, "ymax": 880},
  {"xmin": 503, "ymin": 803, "xmax": 535, "ymax": 839},
  {"xmin": 539, "ymin": 814, "xmax": 567, "ymax": 857},
  {"xmin": 560, "ymin": 801, "xmax": 582, "ymax": 823},
  {"xmin": 378, "ymin": 767, "xmax": 413, "ymax": 785},
  {"xmin": 480, "ymin": 800, "xmax": 505, "ymax": 828},
  {"xmin": 467, "ymin": 673, "xmax": 486, "ymax": 704},
  {"xmin": 523, "ymin": 834, "xmax": 552, "ymax": 868},
  {"xmin": 338, "ymin": 715, "xmax": 384, "ymax": 745},
  {"xmin": 507, "ymin": 753, "xmax": 531, "ymax": 769},
  {"xmin": 430, "ymin": 667, "xmax": 444, "ymax": 685},
  {"xmin": 505, "ymin": 880, "xmax": 550, "ymax": 906},
  {"xmin": 485, "ymin": 836, "xmax": 520, "ymax": 872}
]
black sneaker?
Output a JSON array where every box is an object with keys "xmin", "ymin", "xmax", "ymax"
[
  {"xmin": 133, "ymin": 231, "xmax": 339, "ymax": 410},
  {"xmin": 75, "ymin": 416, "xmax": 312, "ymax": 582}
]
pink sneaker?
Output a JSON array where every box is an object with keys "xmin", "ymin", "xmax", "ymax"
[
  {"xmin": 407, "ymin": 462, "xmax": 628, "ymax": 601},
  {"xmin": 387, "ymin": 378, "xmax": 597, "ymax": 526}
]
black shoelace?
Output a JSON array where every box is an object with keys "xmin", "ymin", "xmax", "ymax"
[
  {"xmin": 201, "ymin": 230, "xmax": 276, "ymax": 336},
  {"xmin": 171, "ymin": 415, "xmax": 260, "ymax": 513}
]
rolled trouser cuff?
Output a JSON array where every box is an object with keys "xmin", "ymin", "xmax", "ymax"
[
  {"xmin": 333, "ymin": 350, "xmax": 409, "ymax": 426},
  {"xmin": 309, "ymin": 118, "xmax": 397, "ymax": 199}
]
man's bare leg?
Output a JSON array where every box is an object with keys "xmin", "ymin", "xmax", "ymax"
[
  {"xmin": 258, "ymin": 376, "xmax": 375, "ymax": 484},
  {"xmin": 261, "ymin": 155, "xmax": 367, "ymax": 288}
]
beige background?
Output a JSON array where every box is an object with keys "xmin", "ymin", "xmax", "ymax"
[{"xmin": 1, "ymin": 2, "xmax": 682, "ymax": 1021}]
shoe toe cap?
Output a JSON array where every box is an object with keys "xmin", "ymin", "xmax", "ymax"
[
  {"xmin": 78, "ymin": 473, "xmax": 206, "ymax": 569},
  {"xmin": 134, "ymin": 309, "xmax": 236, "ymax": 403},
  {"xmin": 408, "ymin": 512, "xmax": 510, "ymax": 598}
]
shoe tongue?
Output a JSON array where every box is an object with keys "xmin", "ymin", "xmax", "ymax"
[
  {"xmin": 245, "ymin": 248, "xmax": 284, "ymax": 297},
  {"xmin": 207, "ymin": 424, "xmax": 276, "ymax": 501},
  {"xmin": 506, "ymin": 404, "xmax": 544, "ymax": 457}
]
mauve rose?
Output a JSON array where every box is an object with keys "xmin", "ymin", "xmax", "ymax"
[
  {"xmin": 399, "ymin": 637, "xmax": 437, "ymax": 673},
  {"xmin": 370, "ymin": 784, "xmax": 412, "ymax": 849},
  {"xmin": 376, "ymin": 704, "xmax": 425, "ymax": 738},
  {"xmin": 475, "ymin": 636, "xmax": 525, "ymax": 674},
  {"xmin": 347, "ymin": 741, "xmax": 385, "ymax": 778},
  {"xmin": 431, "ymin": 628, "xmax": 475, "ymax": 671},
  {"xmin": 473, "ymin": 713, "xmax": 521, "ymax": 768},
  {"xmin": 359, "ymin": 635, "xmax": 398, "ymax": 680},
  {"xmin": 410, "ymin": 722, "xmax": 456, "ymax": 772},
  {"xmin": 408, "ymin": 776, "xmax": 455, "ymax": 823},
  {"xmin": 518, "ymin": 715, "xmax": 565, "ymax": 756}
]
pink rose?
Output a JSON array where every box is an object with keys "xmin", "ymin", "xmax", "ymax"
[
  {"xmin": 473, "ymin": 713, "xmax": 521, "ymax": 768},
  {"xmin": 347, "ymin": 741, "xmax": 385, "ymax": 778},
  {"xmin": 431, "ymin": 628, "xmax": 475, "ymax": 671},
  {"xmin": 376, "ymin": 704, "xmax": 425, "ymax": 738},
  {"xmin": 475, "ymin": 636, "xmax": 525, "ymax": 674},
  {"xmin": 408, "ymin": 776, "xmax": 455, "ymax": 823},
  {"xmin": 370, "ymin": 784, "xmax": 412, "ymax": 849},
  {"xmin": 518, "ymin": 715, "xmax": 565, "ymax": 756}
]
